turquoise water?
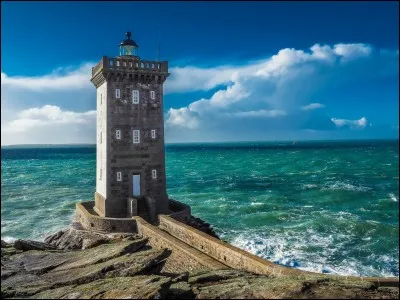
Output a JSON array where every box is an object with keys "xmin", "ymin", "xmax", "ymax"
[{"xmin": 1, "ymin": 140, "xmax": 399, "ymax": 277}]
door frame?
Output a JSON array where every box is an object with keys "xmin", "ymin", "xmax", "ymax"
[{"xmin": 132, "ymin": 173, "xmax": 141, "ymax": 196}]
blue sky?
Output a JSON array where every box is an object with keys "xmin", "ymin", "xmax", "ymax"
[{"xmin": 1, "ymin": 1, "xmax": 399, "ymax": 144}]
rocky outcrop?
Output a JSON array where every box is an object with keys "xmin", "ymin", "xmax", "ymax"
[
  {"xmin": 44, "ymin": 227, "xmax": 140, "ymax": 250},
  {"xmin": 31, "ymin": 276, "xmax": 172, "ymax": 299},
  {"xmin": 183, "ymin": 216, "xmax": 220, "ymax": 239},
  {"xmin": 185, "ymin": 269, "xmax": 400, "ymax": 299},
  {"xmin": 1, "ymin": 225, "xmax": 399, "ymax": 299},
  {"xmin": 13, "ymin": 239, "xmax": 57, "ymax": 251}
]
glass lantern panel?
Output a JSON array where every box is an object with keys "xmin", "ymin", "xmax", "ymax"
[{"xmin": 120, "ymin": 45, "xmax": 137, "ymax": 56}]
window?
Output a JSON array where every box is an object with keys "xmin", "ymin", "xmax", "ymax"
[
  {"xmin": 152, "ymin": 169, "xmax": 157, "ymax": 179},
  {"xmin": 116, "ymin": 89, "xmax": 120, "ymax": 99},
  {"xmin": 117, "ymin": 172, "xmax": 122, "ymax": 182},
  {"xmin": 151, "ymin": 129, "xmax": 156, "ymax": 139},
  {"xmin": 133, "ymin": 130, "xmax": 140, "ymax": 143},
  {"xmin": 132, "ymin": 90, "xmax": 139, "ymax": 104},
  {"xmin": 150, "ymin": 91, "xmax": 155, "ymax": 100},
  {"xmin": 100, "ymin": 132, "xmax": 102, "ymax": 144},
  {"xmin": 116, "ymin": 60, "xmax": 120, "ymax": 67},
  {"xmin": 116, "ymin": 129, "xmax": 121, "ymax": 140}
]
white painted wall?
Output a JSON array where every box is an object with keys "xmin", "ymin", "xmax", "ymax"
[{"xmin": 96, "ymin": 82, "xmax": 107, "ymax": 198}]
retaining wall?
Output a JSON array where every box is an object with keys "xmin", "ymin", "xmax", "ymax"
[
  {"xmin": 76, "ymin": 202, "xmax": 137, "ymax": 233},
  {"xmin": 168, "ymin": 198, "xmax": 191, "ymax": 222},
  {"xmin": 158, "ymin": 215, "xmax": 399, "ymax": 287},
  {"xmin": 135, "ymin": 216, "xmax": 227, "ymax": 273}
]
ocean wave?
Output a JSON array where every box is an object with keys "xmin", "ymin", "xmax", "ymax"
[
  {"xmin": 1, "ymin": 236, "xmax": 17, "ymax": 243},
  {"xmin": 228, "ymin": 228, "xmax": 398, "ymax": 278},
  {"xmin": 301, "ymin": 184, "xmax": 318, "ymax": 189},
  {"xmin": 389, "ymin": 193, "xmax": 398, "ymax": 202},
  {"xmin": 321, "ymin": 181, "xmax": 372, "ymax": 192},
  {"xmin": 250, "ymin": 202, "xmax": 264, "ymax": 206}
]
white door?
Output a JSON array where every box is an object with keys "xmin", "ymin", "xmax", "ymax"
[{"xmin": 132, "ymin": 174, "xmax": 141, "ymax": 196}]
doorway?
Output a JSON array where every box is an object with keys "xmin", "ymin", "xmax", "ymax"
[{"xmin": 132, "ymin": 174, "xmax": 141, "ymax": 196}]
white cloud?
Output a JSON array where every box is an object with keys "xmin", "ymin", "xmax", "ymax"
[
  {"xmin": 1, "ymin": 63, "xmax": 94, "ymax": 91},
  {"xmin": 3, "ymin": 105, "xmax": 96, "ymax": 133},
  {"xmin": 166, "ymin": 107, "xmax": 200, "ymax": 129},
  {"xmin": 333, "ymin": 43, "xmax": 372, "ymax": 60},
  {"xmin": 230, "ymin": 109, "xmax": 286, "ymax": 118},
  {"xmin": 331, "ymin": 117, "xmax": 369, "ymax": 129},
  {"xmin": 165, "ymin": 43, "xmax": 397, "ymax": 141},
  {"xmin": 1, "ymin": 42, "xmax": 398, "ymax": 144},
  {"xmin": 301, "ymin": 103, "xmax": 325, "ymax": 111},
  {"xmin": 1, "ymin": 105, "xmax": 96, "ymax": 145}
]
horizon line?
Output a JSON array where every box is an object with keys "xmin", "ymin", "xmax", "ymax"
[{"xmin": 1, "ymin": 137, "xmax": 399, "ymax": 148}]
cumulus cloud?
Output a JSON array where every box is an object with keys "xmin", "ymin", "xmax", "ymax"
[
  {"xmin": 165, "ymin": 43, "xmax": 398, "ymax": 142},
  {"xmin": 230, "ymin": 109, "xmax": 286, "ymax": 118},
  {"xmin": 1, "ymin": 42, "xmax": 398, "ymax": 144},
  {"xmin": 1, "ymin": 105, "xmax": 96, "ymax": 145},
  {"xmin": 331, "ymin": 117, "xmax": 369, "ymax": 129},
  {"xmin": 2, "ymin": 105, "xmax": 96, "ymax": 133},
  {"xmin": 301, "ymin": 103, "xmax": 325, "ymax": 111},
  {"xmin": 1, "ymin": 63, "xmax": 97, "ymax": 144},
  {"xmin": 1, "ymin": 63, "xmax": 94, "ymax": 91}
]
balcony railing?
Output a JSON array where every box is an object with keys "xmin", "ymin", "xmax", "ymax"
[{"xmin": 92, "ymin": 56, "xmax": 168, "ymax": 77}]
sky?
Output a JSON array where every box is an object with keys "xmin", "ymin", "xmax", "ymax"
[{"xmin": 1, "ymin": 1, "xmax": 399, "ymax": 145}]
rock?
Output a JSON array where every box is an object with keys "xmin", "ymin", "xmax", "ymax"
[
  {"xmin": 1, "ymin": 240, "xmax": 8, "ymax": 248},
  {"xmin": 187, "ymin": 270, "xmax": 400, "ymax": 299},
  {"xmin": 37, "ymin": 249, "xmax": 169, "ymax": 288},
  {"xmin": 13, "ymin": 240, "xmax": 57, "ymax": 251},
  {"xmin": 188, "ymin": 269, "xmax": 251, "ymax": 285},
  {"xmin": 1, "ymin": 232, "xmax": 398, "ymax": 299},
  {"xmin": 1, "ymin": 239, "xmax": 168, "ymax": 298},
  {"xmin": 81, "ymin": 237, "xmax": 108, "ymax": 250},
  {"xmin": 167, "ymin": 281, "xmax": 194, "ymax": 299},
  {"xmin": 31, "ymin": 275, "xmax": 172, "ymax": 299},
  {"xmin": 44, "ymin": 227, "xmax": 141, "ymax": 250},
  {"xmin": 171, "ymin": 272, "xmax": 189, "ymax": 283},
  {"xmin": 51, "ymin": 238, "xmax": 148, "ymax": 272},
  {"xmin": 44, "ymin": 231, "xmax": 64, "ymax": 244},
  {"xmin": 44, "ymin": 228, "xmax": 109, "ymax": 250}
]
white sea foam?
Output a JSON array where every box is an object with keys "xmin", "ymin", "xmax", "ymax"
[
  {"xmin": 302, "ymin": 184, "xmax": 318, "ymax": 189},
  {"xmin": 321, "ymin": 181, "xmax": 372, "ymax": 192},
  {"xmin": 250, "ymin": 202, "xmax": 264, "ymax": 206},
  {"xmin": 2, "ymin": 236, "xmax": 17, "ymax": 243},
  {"xmin": 227, "ymin": 228, "xmax": 398, "ymax": 278},
  {"xmin": 389, "ymin": 193, "xmax": 398, "ymax": 202}
]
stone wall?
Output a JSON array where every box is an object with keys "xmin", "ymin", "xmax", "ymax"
[
  {"xmin": 76, "ymin": 202, "xmax": 137, "ymax": 233},
  {"xmin": 76, "ymin": 201, "xmax": 399, "ymax": 287},
  {"xmin": 158, "ymin": 215, "xmax": 400, "ymax": 287},
  {"xmin": 135, "ymin": 216, "xmax": 227, "ymax": 274},
  {"xmin": 158, "ymin": 215, "xmax": 300, "ymax": 277},
  {"xmin": 168, "ymin": 199, "xmax": 191, "ymax": 222},
  {"xmin": 91, "ymin": 56, "xmax": 170, "ymax": 218}
]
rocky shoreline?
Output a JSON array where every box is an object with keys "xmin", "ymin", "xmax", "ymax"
[{"xmin": 1, "ymin": 223, "xmax": 399, "ymax": 299}]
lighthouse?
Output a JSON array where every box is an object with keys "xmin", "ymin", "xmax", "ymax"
[{"xmin": 90, "ymin": 32, "xmax": 170, "ymax": 222}]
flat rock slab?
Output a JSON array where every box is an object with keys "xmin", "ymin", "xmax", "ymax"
[
  {"xmin": 30, "ymin": 276, "xmax": 172, "ymax": 299},
  {"xmin": 44, "ymin": 227, "xmax": 140, "ymax": 250},
  {"xmin": 1, "ymin": 240, "xmax": 152, "ymax": 298},
  {"xmin": 187, "ymin": 270, "xmax": 399, "ymax": 299},
  {"xmin": 14, "ymin": 240, "xmax": 57, "ymax": 251}
]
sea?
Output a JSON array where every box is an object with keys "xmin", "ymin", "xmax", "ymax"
[{"xmin": 1, "ymin": 140, "xmax": 399, "ymax": 277}]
